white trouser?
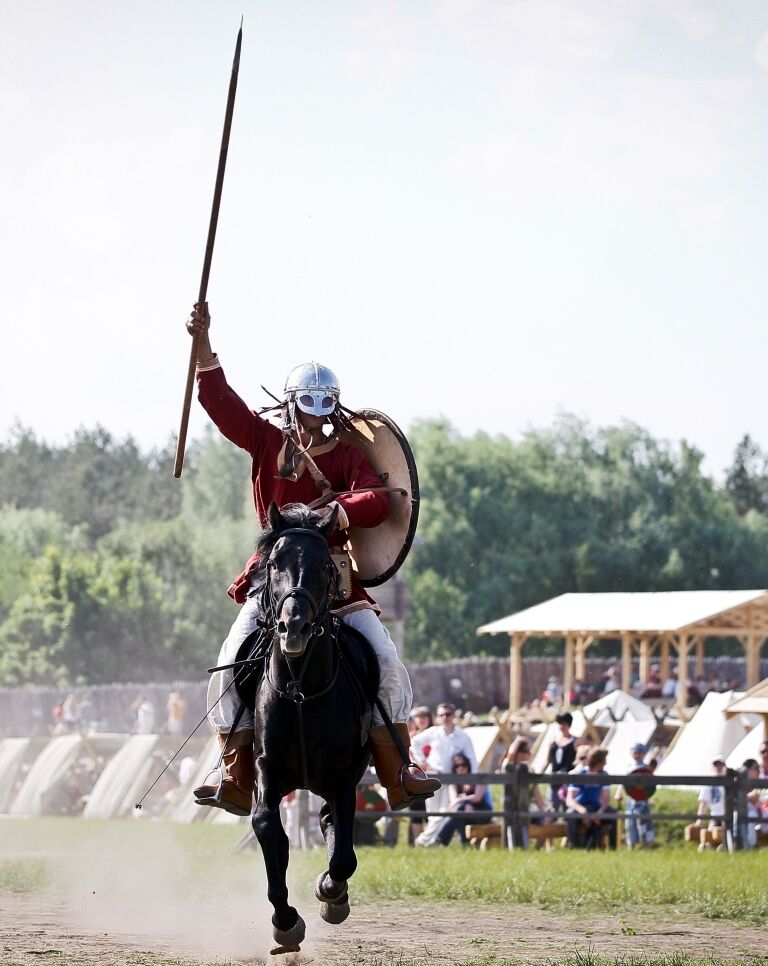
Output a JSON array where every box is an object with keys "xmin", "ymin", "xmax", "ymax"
[{"xmin": 206, "ymin": 599, "xmax": 413, "ymax": 734}]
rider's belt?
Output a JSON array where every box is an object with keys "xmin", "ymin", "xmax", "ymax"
[{"xmin": 330, "ymin": 549, "xmax": 353, "ymax": 601}]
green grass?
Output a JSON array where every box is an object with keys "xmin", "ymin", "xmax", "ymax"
[
  {"xmin": 344, "ymin": 846, "xmax": 768, "ymax": 923},
  {"xmin": 0, "ymin": 856, "xmax": 47, "ymax": 892},
  {"xmin": 2, "ymin": 817, "xmax": 768, "ymax": 927}
]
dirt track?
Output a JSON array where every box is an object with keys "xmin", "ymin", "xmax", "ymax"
[{"xmin": 5, "ymin": 892, "xmax": 768, "ymax": 965}]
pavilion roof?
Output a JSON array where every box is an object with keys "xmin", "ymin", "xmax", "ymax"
[
  {"xmin": 476, "ymin": 590, "xmax": 768, "ymax": 637},
  {"xmin": 724, "ymin": 677, "xmax": 768, "ymax": 718}
]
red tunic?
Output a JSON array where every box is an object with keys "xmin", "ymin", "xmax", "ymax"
[{"xmin": 197, "ymin": 362, "xmax": 389, "ymax": 612}]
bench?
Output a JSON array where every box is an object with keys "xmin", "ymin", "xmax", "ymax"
[
  {"xmin": 466, "ymin": 820, "xmax": 567, "ymax": 850},
  {"xmin": 685, "ymin": 823, "xmax": 768, "ymax": 849}
]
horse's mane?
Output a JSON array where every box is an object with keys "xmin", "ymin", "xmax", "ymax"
[{"xmin": 256, "ymin": 503, "xmax": 328, "ymax": 559}]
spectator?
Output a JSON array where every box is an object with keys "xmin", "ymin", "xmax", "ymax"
[
  {"xmin": 661, "ymin": 670, "xmax": 677, "ymax": 699},
  {"xmin": 51, "ymin": 701, "xmax": 64, "ymax": 735},
  {"xmin": 353, "ymin": 784, "xmax": 388, "ymax": 846},
  {"xmin": 642, "ymin": 664, "xmax": 662, "ymax": 699},
  {"xmin": 131, "ymin": 695, "xmax": 157, "ymax": 735},
  {"xmin": 500, "ymin": 736, "xmax": 549, "ymax": 849},
  {"xmin": 61, "ymin": 693, "xmax": 80, "ymax": 731},
  {"xmin": 166, "ymin": 691, "xmax": 186, "ymax": 735},
  {"xmin": 178, "ymin": 756, "xmax": 197, "ymax": 786},
  {"xmin": 542, "ymin": 676, "xmax": 562, "ymax": 706},
  {"xmin": 738, "ymin": 758, "xmax": 763, "ymax": 850},
  {"xmin": 411, "ymin": 702, "xmax": 476, "ymax": 846},
  {"xmin": 427, "ymin": 754, "xmax": 491, "ymax": 847},
  {"xmin": 758, "ymin": 741, "xmax": 768, "ymax": 783},
  {"xmin": 602, "ymin": 668, "xmax": 619, "ymax": 695},
  {"xmin": 615, "ymin": 743, "xmax": 657, "ymax": 848},
  {"xmin": 568, "ymin": 679, "xmax": 584, "ymax": 706},
  {"xmin": 546, "ymin": 712, "xmax": 577, "ymax": 812},
  {"xmin": 407, "ymin": 705, "xmax": 433, "ymax": 844},
  {"xmin": 565, "ymin": 748, "xmax": 615, "ymax": 849},
  {"xmin": 696, "ymin": 755, "xmax": 727, "ymax": 850},
  {"xmin": 77, "ymin": 694, "xmax": 95, "ymax": 732}
]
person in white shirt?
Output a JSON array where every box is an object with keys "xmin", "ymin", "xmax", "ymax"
[
  {"xmin": 696, "ymin": 756, "xmax": 727, "ymax": 850},
  {"xmin": 411, "ymin": 702, "xmax": 477, "ymax": 845}
]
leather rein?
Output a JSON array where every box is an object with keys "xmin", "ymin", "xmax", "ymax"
[{"xmin": 263, "ymin": 527, "xmax": 341, "ymax": 787}]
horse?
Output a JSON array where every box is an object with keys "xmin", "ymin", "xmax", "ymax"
[{"xmin": 235, "ymin": 501, "xmax": 380, "ymax": 954}]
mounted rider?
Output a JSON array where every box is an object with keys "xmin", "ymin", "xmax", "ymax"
[{"xmin": 187, "ymin": 303, "xmax": 440, "ymax": 816}]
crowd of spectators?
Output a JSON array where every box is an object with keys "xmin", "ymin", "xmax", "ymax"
[
  {"xmin": 392, "ymin": 701, "xmax": 768, "ymax": 852},
  {"xmin": 533, "ymin": 666, "xmax": 747, "ymax": 712}
]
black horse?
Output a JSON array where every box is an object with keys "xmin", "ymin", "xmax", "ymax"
[{"xmin": 236, "ymin": 502, "xmax": 379, "ymax": 953}]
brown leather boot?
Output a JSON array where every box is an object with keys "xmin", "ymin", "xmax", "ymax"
[
  {"xmin": 194, "ymin": 730, "xmax": 255, "ymax": 817},
  {"xmin": 369, "ymin": 723, "xmax": 441, "ymax": 811}
]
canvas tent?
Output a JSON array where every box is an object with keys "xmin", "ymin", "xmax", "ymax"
[{"xmin": 655, "ymin": 691, "xmax": 757, "ymax": 780}]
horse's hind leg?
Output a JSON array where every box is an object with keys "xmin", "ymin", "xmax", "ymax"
[
  {"xmin": 252, "ymin": 779, "xmax": 305, "ymax": 951},
  {"xmin": 315, "ymin": 786, "xmax": 356, "ymax": 925}
]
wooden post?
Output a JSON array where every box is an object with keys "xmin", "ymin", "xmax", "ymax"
[
  {"xmin": 660, "ymin": 633, "xmax": 670, "ymax": 684},
  {"xmin": 638, "ymin": 637, "xmax": 651, "ymax": 686},
  {"xmin": 695, "ymin": 636, "xmax": 705, "ymax": 681},
  {"xmin": 744, "ymin": 634, "xmax": 763, "ymax": 690},
  {"xmin": 563, "ymin": 635, "xmax": 574, "ymax": 708},
  {"xmin": 509, "ymin": 633, "xmax": 525, "ymax": 712},
  {"xmin": 621, "ymin": 633, "xmax": 632, "ymax": 692},
  {"xmin": 575, "ymin": 635, "xmax": 592, "ymax": 683},
  {"xmin": 676, "ymin": 633, "xmax": 691, "ymax": 705}
]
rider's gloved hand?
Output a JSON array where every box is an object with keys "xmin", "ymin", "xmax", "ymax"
[
  {"xmin": 326, "ymin": 501, "xmax": 349, "ymax": 531},
  {"xmin": 186, "ymin": 302, "xmax": 217, "ymax": 368}
]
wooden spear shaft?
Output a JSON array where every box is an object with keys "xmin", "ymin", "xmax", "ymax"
[{"xmin": 173, "ymin": 22, "xmax": 243, "ymax": 478}]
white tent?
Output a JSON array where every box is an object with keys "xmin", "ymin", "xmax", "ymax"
[
  {"xmin": 602, "ymin": 719, "xmax": 657, "ymax": 775},
  {"xmin": 655, "ymin": 691, "xmax": 758, "ymax": 779},
  {"xmin": 0, "ymin": 738, "xmax": 31, "ymax": 813},
  {"xmin": 83, "ymin": 734, "xmax": 157, "ymax": 819},
  {"xmin": 166, "ymin": 735, "xmax": 220, "ymax": 822},
  {"xmin": 582, "ymin": 689, "xmax": 655, "ymax": 726},
  {"xmin": 10, "ymin": 734, "xmax": 82, "ymax": 815},
  {"xmin": 726, "ymin": 722, "xmax": 765, "ymax": 769}
]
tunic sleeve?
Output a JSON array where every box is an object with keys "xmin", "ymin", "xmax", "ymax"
[
  {"xmin": 335, "ymin": 446, "xmax": 390, "ymax": 529},
  {"xmin": 196, "ymin": 362, "xmax": 268, "ymax": 459}
]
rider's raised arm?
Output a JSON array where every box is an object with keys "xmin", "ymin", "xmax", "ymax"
[
  {"xmin": 187, "ymin": 303, "xmax": 271, "ymax": 458},
  {"xmin": 335, "ymin": 447, "xmax": 390, "ymax": 529}
]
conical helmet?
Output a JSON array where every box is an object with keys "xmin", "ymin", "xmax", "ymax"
[{"xmin": 283, "ymin": 362, "xmax": 340, "ymax": 417}]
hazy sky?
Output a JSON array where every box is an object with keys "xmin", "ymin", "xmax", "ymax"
[{"xmin": 3, "ymin": 1, "xmax": 767, "ymax": 477}]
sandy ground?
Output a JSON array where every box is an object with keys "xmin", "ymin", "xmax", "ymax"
[{"xmin": 5, "ymin": 892, "xmax": 768, "ymax": 966}]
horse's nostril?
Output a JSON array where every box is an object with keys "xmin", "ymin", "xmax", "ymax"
[
  {"xmin": 277, "ymin": 621, "xmax": 288, "ymax": 635},
  {"xmin": 301, "ymin": 623, "xmax": 311, "ymax": 637}
]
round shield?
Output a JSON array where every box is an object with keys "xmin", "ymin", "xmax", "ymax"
[{"xmin": 337, "ymin": 409, "xmax": 419, "ymax": 587}]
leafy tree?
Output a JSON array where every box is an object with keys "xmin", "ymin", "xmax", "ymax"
[{"xmin": 726, "ymin": 434, "xmax": 768, "ymax": 516}]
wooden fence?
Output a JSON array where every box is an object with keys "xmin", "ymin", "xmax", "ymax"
[{"xmin": 354, "ymin": 766, "xmax": 768, "ymax": 852}]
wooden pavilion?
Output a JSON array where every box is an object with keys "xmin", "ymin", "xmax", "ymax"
[
  {"xmin": 725, "ymin": 677, "xmax": 768, "ymax": 740},
  {"xmin": 476, "ymin": 590, "xmax": 768, "ymax": 711}
]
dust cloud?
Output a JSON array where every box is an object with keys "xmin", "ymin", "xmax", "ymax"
[{"xmin": 47, "ymin": 822, "xmax": 321, "ymax": 963}]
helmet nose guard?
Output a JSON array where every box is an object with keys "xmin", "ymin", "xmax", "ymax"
[{"xmin": 284, "ymin": 362, "xmax": 340, "ymax": 417}]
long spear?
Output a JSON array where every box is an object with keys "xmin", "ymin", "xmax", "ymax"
[{"xmin": 173, "ymin": 21, "xmax": 243, "ymax": 478}]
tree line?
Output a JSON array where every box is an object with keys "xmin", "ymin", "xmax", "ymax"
[{"xmin": 1, "ymin": 418, "xmax": 767, "ymax": 685}]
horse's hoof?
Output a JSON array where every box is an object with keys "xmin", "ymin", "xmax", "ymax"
[
  {"xmin": 315, "ymin": 872, "xmax": 349, "ymax": 924},
  {"xmin": 319, "ymin": 899, "xmax": 350, "ymax": 924},
  {"xmin": 272, "ymin": 914, "xmax": 306, "ymax": 952}
]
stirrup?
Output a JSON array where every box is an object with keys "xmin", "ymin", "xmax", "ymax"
[{"xmin": 193, "ymin": 764, "xmax": 224, "ymax": 799}]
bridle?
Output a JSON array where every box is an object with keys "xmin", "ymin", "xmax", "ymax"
[
  {"xmin": 264, "ymin": 527, "xmax": 338, "ymax": 648},
  {"xmin": 263, "ymin": 527, "xmax": 342, "ymax": 787}
]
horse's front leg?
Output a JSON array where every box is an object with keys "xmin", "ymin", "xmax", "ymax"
[
  {"xmin": 315, "ymin": 781, "xmax": 357, "ymax": 925},
  {"xmin": 251, "ymin": 765, "xmax": 305, "ymax": 952}
]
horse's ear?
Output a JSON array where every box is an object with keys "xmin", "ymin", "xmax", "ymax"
[
  {"xmin": 268, "ymin": 502, "xmax": 284, "ymax": 534},
  {"xmin": 318, "ymin": 503, "xmax": 340, "ymax": 540}
]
